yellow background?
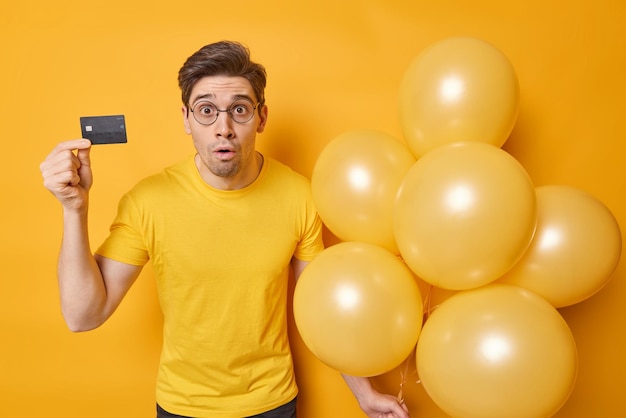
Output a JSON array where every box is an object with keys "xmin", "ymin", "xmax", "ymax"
[{"xmin": 1, "ymin": 0, "xmax": 625, "ymax": 416}]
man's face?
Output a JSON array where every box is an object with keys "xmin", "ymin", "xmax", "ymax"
[{"xmin": 182, "ymin": 75, "xmax": 267, "ymax": 189}]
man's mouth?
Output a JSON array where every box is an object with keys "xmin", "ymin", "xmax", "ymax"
[{"xmin": 214, "ymin": 148, "xmax": 236, "ymax": 160}]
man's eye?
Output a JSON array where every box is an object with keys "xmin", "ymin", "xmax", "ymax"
[
  {"xmin": 233, "ymin": 105, "xmax": 248, "ymax": 114},
  {"xmin": 200, "ymin": 106, "xmax": 214, "ymax": 114}
]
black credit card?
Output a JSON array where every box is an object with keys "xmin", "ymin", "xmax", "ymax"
[{"xmin": 80, "ymin": 115, "xmax": 127, "ymax": 145}]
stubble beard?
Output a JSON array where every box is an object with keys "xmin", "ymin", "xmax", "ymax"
[
  {"xmin": 206, "ymin": 157, "xmax": 241, "ymax": 178},
  {"xmin": 197, "ymin": 145, "xmax": 256, "ymax": 181}
]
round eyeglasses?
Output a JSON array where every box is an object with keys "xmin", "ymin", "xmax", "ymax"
[{"xmin": 189, "ymin": 99, "xmax": 262, "ymax": 125}]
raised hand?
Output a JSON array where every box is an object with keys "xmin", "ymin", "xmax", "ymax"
[{"xmin": 40, "ymin": 139, "xmax": 93, "ymax": 211}]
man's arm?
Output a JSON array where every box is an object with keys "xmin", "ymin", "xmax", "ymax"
[
  {"xmin": 291, "ymin": 256, "xmax": 310, "ymax": 282},
  {"xmin": 291, "ymin": 257, "xmax": 410, "ymax": 417},
  {"xmin": 41, "ymin": 140, "xmax": 142, "ymax": 331}
]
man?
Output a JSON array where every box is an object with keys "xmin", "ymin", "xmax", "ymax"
[{"xmin": 40, "ymin": 40, "xmax": 409, "ymax": 418}]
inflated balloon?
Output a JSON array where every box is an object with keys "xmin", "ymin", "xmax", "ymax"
[
  {"xmin": 394, "ymin": 142, "xmax": 536, "ymax": 290},
  {"xmin": 293, "ymin": 242, "xmax": 423, "ymax": 376},
  {"xmin": 311, "ymin": 130, "xmax": 415, "ymax": 253},
  {"xmin": 417, "ymin": 284, "xmax": 578, "ymax": 418},
  {"xmin": 498, "ymin": 185, "xmax": 622, "ymax": 307},
  {"xmin": 399, "ymin": 37, "xmax": 519, "ymax": 158}
]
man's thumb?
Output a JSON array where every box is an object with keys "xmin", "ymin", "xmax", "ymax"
[{"xmin": 76, "ymin": 142, "xmax": 92, "ymax": 168}]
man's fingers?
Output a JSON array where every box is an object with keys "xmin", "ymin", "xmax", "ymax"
[
  {"xmin": 41, "ymin": 139, "xmax": 92, "ymax": 190},
  {"xmin": 41, "ymin": 139, "xmax": 91, "ymax": 170},
  {"xmin": 53, "ymin": 138, "xmax": 92, "ymax": 153},
  {"xmin": 391, "ymin": 400, "xmax": 409, "ymax": 418},
  {"xmin": 401, "ymin": 401, "xmax": 409, "ymax": 412}
]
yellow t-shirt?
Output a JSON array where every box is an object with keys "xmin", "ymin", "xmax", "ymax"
[{"xmin": 96, "ymin": 155, "xmax": 324, "ymax": 417}]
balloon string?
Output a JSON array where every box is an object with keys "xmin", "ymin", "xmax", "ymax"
[
  {"xmin": 397, "ymin": 345, "xmax": 415, "ymax": 404},
  {"xmin": 424, "ymin": 284, "xmax": 433, "ymax": 321},
  {"xmin": 423, "ymin": 284, "xmax": 444, "ymax": 321},
  {"xmin": 397, "ymin": 284, "xmax": 435, "ymax": 402}
]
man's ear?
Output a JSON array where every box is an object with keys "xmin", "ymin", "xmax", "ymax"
[
  {"xmin": 182, "ymin": 106, "xmax": 192, "ymax": 134},
  {"xmin": 256, "ymin": 104, "xmax": 268, "ymax": 134}
]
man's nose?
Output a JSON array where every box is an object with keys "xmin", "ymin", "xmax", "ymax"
[{"xmin": 215, "ymin": 111, "xmax": 235, "ymax": 138}]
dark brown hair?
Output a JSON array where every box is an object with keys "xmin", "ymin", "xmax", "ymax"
[{"xmin": 178, "ymin": 40, "xmax": 267, "ymax": 109}]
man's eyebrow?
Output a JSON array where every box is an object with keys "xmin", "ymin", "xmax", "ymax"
[
  {"xmin": 190, "ymin": 93, "xmax": 215, "ymax": 104},
  {"xmin": 231, "ymin": 94, "xmax": 254, "ymax": 102},
  {"xmin": 191, "ymin": 93, "xmax": 255, "ymax": 105}
]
